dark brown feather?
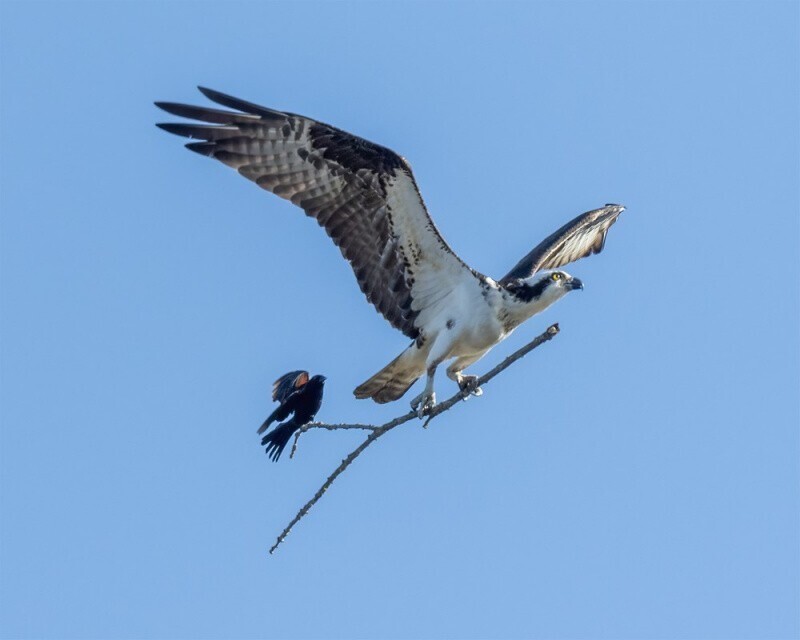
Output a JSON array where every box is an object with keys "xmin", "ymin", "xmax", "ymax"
[{"xmin": 156, "ymin": 88, "xmax": 429, "ymax": 338}]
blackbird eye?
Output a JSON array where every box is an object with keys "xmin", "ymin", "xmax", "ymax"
[{"xmin": 551, "ymin": 273, "xmax": 562, "ymax": 281}]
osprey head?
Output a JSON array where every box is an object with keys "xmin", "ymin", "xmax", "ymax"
[{"xmin": 513, "ymin": 269, "xmax": 583, "ymax": 300}]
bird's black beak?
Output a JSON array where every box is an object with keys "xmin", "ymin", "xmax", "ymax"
[{"xmin": 567, "ymin": 277, "xmax": 584, "ymax": 291}]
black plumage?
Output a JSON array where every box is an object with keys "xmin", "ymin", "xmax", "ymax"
[{"xmin": 258, "ymin": 371, "xmax": 326, "ymax": 462}]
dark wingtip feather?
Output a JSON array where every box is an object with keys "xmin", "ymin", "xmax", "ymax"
[
  {"xmin": 256, "ymin": 418, "xmax": 272, "ymax": 436},
  {"xmin": 156, "ymin": 122, "xmax": 189, "ymax": 137},
  {"xmin": 154, "ymin": 99, "xmax": 260, "ymax": 124},
  {"xmin": 197, "ymin": 86, "xmax": 223, "ymax": 101},
  {"xmin": 197, "ymin": 86, "xmax": 286, "ymax": 120},
  {"xmin": 185, "ymin": 141, "xmax": 216, "ymax": 156},
  {"xmin": 154, "ymin": 101, "xmax": 202, "ymax": 119},
  {"xmin": 156, "ymin": 122, "xmax": 241, "ymax": 141}
]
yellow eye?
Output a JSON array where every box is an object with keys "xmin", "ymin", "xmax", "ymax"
[{"xmin": 551, "ymin": 273, "xmax": 562, "ymax": 281}]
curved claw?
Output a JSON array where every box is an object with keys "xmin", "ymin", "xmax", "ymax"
[
  {"xmin": 458, "ymin": 375, "xmax": 483, "ymax": 397},
  {"xmin": 410, "ymin": 390, "xmax": 436, "ymax": 418}
]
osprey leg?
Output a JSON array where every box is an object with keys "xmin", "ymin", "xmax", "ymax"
[
  {"xmin": 409, "ymin": 332, "xmax": 458, "ymax": 417},
  {"xmin": 446, "ymin": 353, "xmax": 486, "ymax": 397},
  {"xmin": 409, "ymin": 364, "xmax": 438, "ymax": 418}
]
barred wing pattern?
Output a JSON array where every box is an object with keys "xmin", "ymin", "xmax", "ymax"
[
  {"xmin": 156, "ymin": 87, "xmax": 479, "ymax": 340},
  {"xmin": 500, "ymin": 204, "xmax": 625, "ymax": 283}
]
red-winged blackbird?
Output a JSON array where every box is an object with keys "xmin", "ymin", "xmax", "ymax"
[{"xmin": 258, "ymin": 371, "xmax": 326, "ymax": 462}]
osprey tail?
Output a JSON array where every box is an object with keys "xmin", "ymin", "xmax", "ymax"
[{"xmin": 354, "ymin": 344, "xmax": 424, "ymax": 404}]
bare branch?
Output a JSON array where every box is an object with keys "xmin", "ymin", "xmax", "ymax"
[
  {"xmin": 269, "ymin": 322, "xmax": 560, "ymax": 554},
  {"xmin": 289, "ymin": 422, "xmax": 377, "ymax": 459}
]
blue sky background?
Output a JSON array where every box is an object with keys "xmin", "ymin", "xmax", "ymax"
[{"xmin": 1, "ymin": 2, "xmax": 798, "ymax": 639}]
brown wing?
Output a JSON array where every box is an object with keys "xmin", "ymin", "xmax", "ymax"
[
  {"xmin": 156, "ymin": 87, "xmax": 478, "ymax": 340},
  {"xmin": 500, "ymin": 204, "xmax": 625, "ymax": 283}
]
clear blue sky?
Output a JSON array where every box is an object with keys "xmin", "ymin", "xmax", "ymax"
[{"xmin": 1, "ymin": 2, "xmax": 798, "ymax": 639}]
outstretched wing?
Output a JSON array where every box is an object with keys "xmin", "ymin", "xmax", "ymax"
[
  {"xmin": 271, "ymin": 370, "xmax": 309, "ymax": 403},
  {"xmin": 156, "ymin": 87, "xmax": 481, "ymax": 340},
  {"xmin": 500, "ymin": 204, "xmax": 625, "ymax": 283}
]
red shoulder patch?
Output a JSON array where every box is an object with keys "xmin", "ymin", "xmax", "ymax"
[{"xmin": 295, "ymin": 371, "xmax": 309, "ymax": 388}]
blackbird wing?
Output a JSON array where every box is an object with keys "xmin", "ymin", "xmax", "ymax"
[
  {"xmin": 258, "ymin": 371, "xmax": 314, "ymax": 434},
  {"xmin": 272, "ymin": 370, "xmax": 309, "ymax": 403}
]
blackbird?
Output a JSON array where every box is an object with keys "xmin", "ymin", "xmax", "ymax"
[{"xmin": 258, "ymin": 371, "xmax": 326, "ymax": 461}]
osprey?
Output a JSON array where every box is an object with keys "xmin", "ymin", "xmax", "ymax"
[{"xmin": 156, "ymin": 88, "xmax": 625, "ymax": 416}]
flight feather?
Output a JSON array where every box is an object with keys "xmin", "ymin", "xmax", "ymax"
[
  {"xmin": 500, "ymin": 204, "xmax": 625, "ymax": 283},
  {"xmin": 156, "ymin": 87, "xmax": 479, "ymax": 340}
]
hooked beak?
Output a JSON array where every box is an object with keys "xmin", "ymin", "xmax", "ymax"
[{"xmin": 567, "ymin": 277, "xmax": 584, "ymax": 291}]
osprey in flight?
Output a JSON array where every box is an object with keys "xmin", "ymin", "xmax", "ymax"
[{"xmin": 156, "ymin": 87, "xmax": 625, "ymax": 416}]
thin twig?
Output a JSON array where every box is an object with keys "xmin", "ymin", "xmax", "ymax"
[
  {"xmin": 269, "ymin": 322, "xmax": 560, "ymax": 554},
  {"xmin": 289, "ymin": 422, "xmax": 378, "ymax": 459}
]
